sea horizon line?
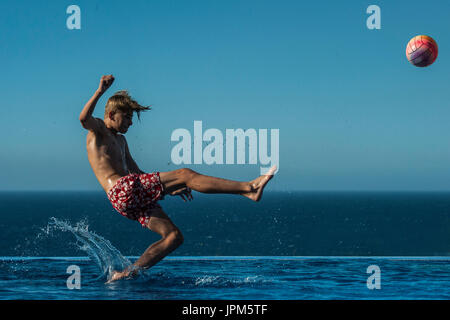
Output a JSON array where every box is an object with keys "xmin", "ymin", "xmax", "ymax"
[{"xmin": 1, "ymin": 256, "xmax": 449, "ymax": 261}]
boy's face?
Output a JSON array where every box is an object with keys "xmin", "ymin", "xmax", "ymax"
[{"xmin": 114, "ymin": 110, "xmax": 133, "ymax": 133}]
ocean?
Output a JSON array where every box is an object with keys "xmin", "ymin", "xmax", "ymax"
[{"xmin": 0, "ymin": 191, "xmax": 449, "ymax": 299}]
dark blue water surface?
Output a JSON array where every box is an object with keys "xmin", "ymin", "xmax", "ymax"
[
  {"xmin": 0, "ymin": 191, "xmax": 449, "ymax": 256},
  {"xmin": 0, "ymin": 191, "xmax": 448, "ymax": 299}
]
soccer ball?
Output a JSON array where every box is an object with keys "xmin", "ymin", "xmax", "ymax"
[{"xmin": 406, "ymin": 35, "xmax": 438, "ymax": 67}]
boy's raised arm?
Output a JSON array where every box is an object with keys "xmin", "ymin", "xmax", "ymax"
[{"xmin": 79, "ymin": 75, "xmax": 115, "ymax": 131}]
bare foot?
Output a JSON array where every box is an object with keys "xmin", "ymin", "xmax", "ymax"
[
  {"xmin": 105, "ymin": 268, "xmax": 138, "ymax": 284},
  {"xmin": 242, "ymin": 166, "xmax": 277, "ymax": 202},
  {"xmin": 105, "ymin": 270, "xmax": 129, "ymax": 284}
]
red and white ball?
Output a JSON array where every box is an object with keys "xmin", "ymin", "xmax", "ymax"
[{"xmin": 406, "ymin": 35, "xmax": 438, "ymax": 67}]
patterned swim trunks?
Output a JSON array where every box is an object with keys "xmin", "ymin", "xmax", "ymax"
[{"xmin": 107, "ymin": 172, "xmax": 165, "ymax": 227}]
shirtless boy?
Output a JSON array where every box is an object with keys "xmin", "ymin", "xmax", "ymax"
[{"xmin": 79, "ymin": 75, "xmax": 277, "ymax": 282}]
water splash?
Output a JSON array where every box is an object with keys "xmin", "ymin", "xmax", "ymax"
[
  {"xmin": 41, "ymin": 217, "xmax": 131, "ymax": 280},
  {"xmin": 194, "ymin": 275, "xmax": 269, "ymax": 287}
]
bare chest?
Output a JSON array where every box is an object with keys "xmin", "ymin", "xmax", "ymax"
[{"xmin": 87, "ymin": 131, "xmax": 126, "ymax": 163}]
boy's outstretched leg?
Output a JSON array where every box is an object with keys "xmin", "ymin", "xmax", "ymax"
[
  {"xmin": 106, "ymin": 208, "xmax": 183, "ymax": 283},
  {"xmin": 159, "ymin": 165, "xmax": 277, "ymax": 202}
]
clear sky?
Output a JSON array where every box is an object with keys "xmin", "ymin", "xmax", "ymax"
[{"xmin": 1, "ymin": 0, "xmax": 450, "ymax": 191}]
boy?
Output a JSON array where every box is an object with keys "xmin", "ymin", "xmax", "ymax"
[{"xmin": 79, "ymin": 75, "xmax": 276, "ymax": 282}]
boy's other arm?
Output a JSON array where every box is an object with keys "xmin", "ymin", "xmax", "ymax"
[
  {"xmin": 79, "ymin": 75, "xmax": 115, "ymax": 132},
  {"xmin": 79, "ymin": 90, "xmax": 103, "ymax": 132}
]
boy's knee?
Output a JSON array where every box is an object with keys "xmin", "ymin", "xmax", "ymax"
[
  {"xmin": 168, "ymin": 228, "xmax": 184, "ymax": 247},
  {"xmin": 177, "ymin": 168, "xmax": 196, "ymax": 180}
]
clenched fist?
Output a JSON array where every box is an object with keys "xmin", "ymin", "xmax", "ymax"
[{"xmin": 97, "ymin": 75, "xmax": 115, "ymax": 94}]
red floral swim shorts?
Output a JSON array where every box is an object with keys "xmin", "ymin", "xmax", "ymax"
[{"xmin": 107, "ymin": 172, "xmax": 165, "ymax": 227}]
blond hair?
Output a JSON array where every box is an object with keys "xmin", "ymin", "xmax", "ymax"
[{"xmin": 104, "ymin": 90, "xmax": 151, "ymax": 120}]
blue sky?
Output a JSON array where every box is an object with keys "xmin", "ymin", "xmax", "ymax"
[{"xmin": 1, "ymin": 0, "xmax": 450, "ymax": 191}]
